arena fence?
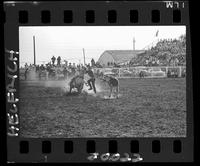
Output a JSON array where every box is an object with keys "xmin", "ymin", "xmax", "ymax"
[
  {"xmin": 93, "ymin": 66, "xmax": 186, "ymax": 78},
  {"xmin": 20, "ymin": 66, "xmax": 186, "ymax": 80}
]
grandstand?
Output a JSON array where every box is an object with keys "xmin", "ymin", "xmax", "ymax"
[{"xmin": 130, "ymin": 34, "xmax": 186, "ymax": 67}]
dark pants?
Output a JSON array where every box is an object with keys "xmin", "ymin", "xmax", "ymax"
[{"xmin": 87, "ymin": 78, "xmax": 96, "ymax": 93}]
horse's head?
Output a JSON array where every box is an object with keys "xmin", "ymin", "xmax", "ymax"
[{"xmin": 101, "ymin": 74, "xmax": 110, "ymax": 82}]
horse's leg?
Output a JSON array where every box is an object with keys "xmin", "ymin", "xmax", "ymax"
[
  {"xmin": 69, "ymin": 86, "xmax": 72, "ymax": 93},
  {"xmin": 116, "ymin": 85, "xmax": 119, "ymax": 98},
  {"xmin": 78, "ymin": 84, "xmax": 83, "ymax": 94}
]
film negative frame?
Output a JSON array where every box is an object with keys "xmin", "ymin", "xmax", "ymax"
[{"xmin": 4, "ymin": 0, "xmax": 194, "ymax": 163}]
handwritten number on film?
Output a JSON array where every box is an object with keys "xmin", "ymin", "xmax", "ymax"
[
  {"xmin": 6, "ymin": 50, "xmax": 19, "ymax": 136},
  {"xmin": 87, "ymin": 153, "xmax": 143, "ymax": 162}
]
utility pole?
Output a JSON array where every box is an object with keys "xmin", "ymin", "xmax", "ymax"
[
  {"xmin": 133, "ymin": 37, "xmax": 136, "ymax": 50},
  {"xmin": 33, "ymin": 36, "xmax": 36, "ymax": 66},
  {"xmin": 83, "ymin": 48, "xmax": 86, "ymax": 66}
]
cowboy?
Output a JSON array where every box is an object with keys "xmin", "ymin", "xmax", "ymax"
[{"xmin": 86, "ymin": 66, "xmax": 96, "ymax": 93}]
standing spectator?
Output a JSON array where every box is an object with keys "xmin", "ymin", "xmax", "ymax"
[
  {"xmin": 38, "ymin": 65, "xmax": 42, "ymax": 80},
  {"xmin": 40, "ymin": 64, "xmax": 45, "ymax": 71},
  {"xmin": 68, "ymin": 63, "xmax": 72, "ymax": 76},
  {"xmin": 51, "ymin": 56, "xmax": 56, "ymax": 66},
  {"xmin": 175, "ymin": 58, "xmax": 179, "ymax": 66},
  {"xmin": 36, "ymin": 65, "xmax": 39, "ymax": 72},
  {"xmin": 73, "ymin": 63, "xmax": 76, "ymax": 68},
  {"xmin": 157, "ymin": 59, "xmax": 160, "ymax": 65},
  {"xmin": 91, "ymin": 58, "xmax": 95, "ymax": 67},
  {"xmin": 87, "ymin": 63, "xmax": 90, "ymax": 67},
  {"xmin": 57, "ymin": 56, "xmax": 61, "ymax": 66},
  {"xmin": 63, "ymin": 67, "xmax": 68, "ymax": 79},
  {"xmin": 64, "ymin": 60, "xmax": 68, "ymax": 67},
  {"xmin": 68, "ymin": 62, "xmax": 72, "ymax": 69},
  {"xmin": 71, "ymin": 66, "xmax": 76, "ymax": 76},
  {"xmin": 24, "ymin": 67, "xmax": 29, "ymax": 80},
  {"xmin": 25, "ymin": 63, "xmax": 28, "ymax": 69}
]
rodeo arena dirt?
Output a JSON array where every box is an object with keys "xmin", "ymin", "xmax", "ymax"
[{"xmin": 19, "ymin": 27, "xmax": 186, "ymax": 138}]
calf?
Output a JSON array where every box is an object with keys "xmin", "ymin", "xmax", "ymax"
[{"xmin": 69, "ymin": 75, "xmax": 84, "ymax": 94}]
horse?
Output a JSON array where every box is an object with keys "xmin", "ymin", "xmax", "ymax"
[
  {"xmin": 69, "ymin": 69, "xmax": 86, "ymax": 94},
  {"xmin": 99, "ymin": 74, "xmax": 119, "ymax": 98}
]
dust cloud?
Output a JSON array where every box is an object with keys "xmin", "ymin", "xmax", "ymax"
[
  {"xmin": 26, "ymin": 69, "xmax": 108, "ymax": 97},
  {"xmin": 43, "ymin": 76, "xmax": 106, "ymax": 97}
]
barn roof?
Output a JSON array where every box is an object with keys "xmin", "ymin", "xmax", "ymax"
[{"xmin": 100, "ymin": 50, "xmax": 145, "ymax": 64}]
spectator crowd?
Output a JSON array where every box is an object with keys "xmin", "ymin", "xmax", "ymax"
[
  {"xmin": 21, "ymin": 56, "xmax": 101, "ymax": 80},
  {"xmin": 130, "ymin": 34, "xmax": 186, "ymax": 67}
]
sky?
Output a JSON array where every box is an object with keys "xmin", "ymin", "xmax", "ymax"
[{"xmin": 19, "ymin": 26, "xmax": 186, "ymax": 66}]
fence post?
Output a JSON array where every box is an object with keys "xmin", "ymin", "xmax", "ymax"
[
  {"xmin": 46, "ymin": 70, "xmax": 49, "ymax": 80},
  {"xmin": 179, "ymin": 66, "xmax": 182, "ymax": 77},
  {"xmin": 166, "ymin": 67, "xmax": 168, "ymax": 77},
  {"xmin": 57, "ymin": 69, "xmax": 59, "ymax": 80}
]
